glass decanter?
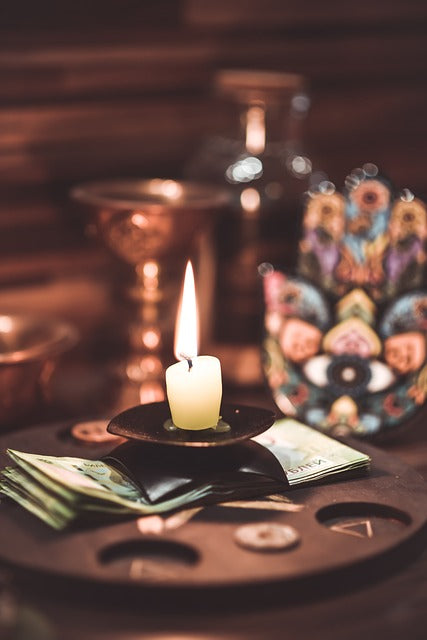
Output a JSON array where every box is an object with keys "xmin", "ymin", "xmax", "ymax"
[{"xmin": 187, "ymin": 69, "xmax": 312, "ymax": 344}]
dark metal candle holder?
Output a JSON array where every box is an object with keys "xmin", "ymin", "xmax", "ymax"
[{"xmin": 107, "ymin": 401, "xmax": 275, "ymax": 447}]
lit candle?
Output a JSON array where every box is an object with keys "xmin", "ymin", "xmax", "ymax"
[{"xmin": 165, "ymin": 261, "xmax": 222, "ymax": 430}]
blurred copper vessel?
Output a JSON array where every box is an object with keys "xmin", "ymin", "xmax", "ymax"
[
  {"xmin": 0, "ymin": 315, "xmax": 78, "ymax": 426},
  {"xmin": 70, "ymin": 178, "xmax": 229, "ymax": 409},
  {"xmin": 71, "ymin": 178, "xmax": 229, "ymax": 264}
]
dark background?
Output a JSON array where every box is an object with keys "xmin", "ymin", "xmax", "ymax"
[{"xmin": 0, "ymin": 0, "xmax": 426, "ymax": 340}]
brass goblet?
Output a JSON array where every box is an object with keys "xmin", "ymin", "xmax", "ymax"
[{"xmin": 71, "ymin": 178, "xmax": 229, "ymax": 409}]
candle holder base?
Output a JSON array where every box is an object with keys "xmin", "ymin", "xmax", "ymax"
[
  {"xmin": 107, "ymin": 401, "xmax": 275, "ymax": 447},
  {"xmin": 163, "ymin": 418, "xmax": 231, "ymax": 433}
]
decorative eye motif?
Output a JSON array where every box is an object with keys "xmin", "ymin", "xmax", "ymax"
[
  {"xmin": 326, "ymin": 356, "xmax": 372, "ymax": 397},
  {"xmin": 263, "ymin": 166, "xmax": 427, "ymax": 438},
  {"xmin": 302, "ymin": 192, "xmax": 346, "ymax": 241},
  {"xmin": 349, "ymin": 179, "xmax": 390, "ymax": 214},
  {"xmin": 389, "ymin": 199, "xmax": 427, "ymax": 242},
  {"xmin": 303, "ymin": 354, "xmax": 395, "ymax": 397}
]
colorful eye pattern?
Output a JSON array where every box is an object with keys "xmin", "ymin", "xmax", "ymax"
[
  {"xmin": 263, "ymin": 276, "xmax": 427, "ymax": 437},
  {"xmin": 263, "ymin": 168, "xmax": 427, "ymax": 437}
]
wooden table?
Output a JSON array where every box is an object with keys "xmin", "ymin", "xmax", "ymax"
[{"xmin": 2, "ymin": 376, "xmax": 427, "ymax": 640}]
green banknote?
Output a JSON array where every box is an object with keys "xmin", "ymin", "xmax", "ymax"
[
  {"xmin": 2, "ymin": 450, "xmax": 213, "ymax": 518},
  {"xmin": 6, "ymin": 450, "xmax": 146, "ymax": 504},
  {"xmin": 254, "ymin": 419, "xmax": 370, "ymax": 485},
  {"xmin": 0, "ymin": 472, "xmax": 71, "ymax": 530},
  {"xmin": 0, "ymin": 419, "xmax": 370, "ymax": 529}
]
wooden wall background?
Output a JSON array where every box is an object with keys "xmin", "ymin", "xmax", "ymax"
[{"xmin": 0, "ymin": 0, "xmax": 426, "ymax": 337}]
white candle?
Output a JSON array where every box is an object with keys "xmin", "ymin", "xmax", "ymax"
[
  {"xmin": 165, "ymin": 261, "xmax": 222, "ymax": 430},
  {"xmin": 166, "ymin": 355, "xmax": 222, "ymax": 430}
]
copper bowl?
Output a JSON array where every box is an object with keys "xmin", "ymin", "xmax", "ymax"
[{"xmin": 0, "ymin": 315, "xmax": 79, "ymax": 427}]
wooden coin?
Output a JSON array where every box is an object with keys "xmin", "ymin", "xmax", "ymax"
[
  {"xmin": 234, "ymin": 522, "xmax": 300, "ymax": 552},
  {"xmin": 71, "ymin": 420, "xmax": 124, "ymax": 444}
]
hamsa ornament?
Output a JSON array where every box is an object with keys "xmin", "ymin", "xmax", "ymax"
[{"xmin": 262, "ymin": 164, "xmax": 427, "ymax": 438}]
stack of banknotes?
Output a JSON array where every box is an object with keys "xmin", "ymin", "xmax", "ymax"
[{"xmin": 0, "ymin": 419, "xmax": 370, "ymax": 530}]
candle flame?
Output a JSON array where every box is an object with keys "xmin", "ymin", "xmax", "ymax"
[{"xmin": 174, "ymin": 261, "xmax": 199, "ymax": 361}]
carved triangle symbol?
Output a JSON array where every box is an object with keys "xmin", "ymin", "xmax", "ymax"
[{"xmin": 330, "ymin": 519, "xmax": 373, "ymax": 539}]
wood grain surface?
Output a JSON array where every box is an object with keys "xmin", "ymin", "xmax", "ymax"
[{"xmin": 1, "ymin": 405, "xmax": 427, "ymax": 640}]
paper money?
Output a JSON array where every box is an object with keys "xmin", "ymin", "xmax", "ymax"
[
  {"xmin": 0, "ymin": 472, "xmax": 70, "ymax": 530},
  {"xmin": 6, "ymin": 450, "xmax": 147, "ymax": 505},
  {"xmin": 0, "ymin": 419, "xmax": 370, "ymax": 529},
  {"xmin": 2, "ymin": 450, "xmax": 213, "ymax": 521},
  {"xmin": 254, "ymin": 419, "xmax": 370, "ymax": 485}
]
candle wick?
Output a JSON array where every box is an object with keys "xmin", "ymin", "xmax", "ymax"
[{"xmin": 179, "ymin": 353, "xmax": 193, "ymax": 371}]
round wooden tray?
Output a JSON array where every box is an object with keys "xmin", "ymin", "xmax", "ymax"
[{"xmin": 0, "ymin": 421, "xmax": 426, "ymax": 592}]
